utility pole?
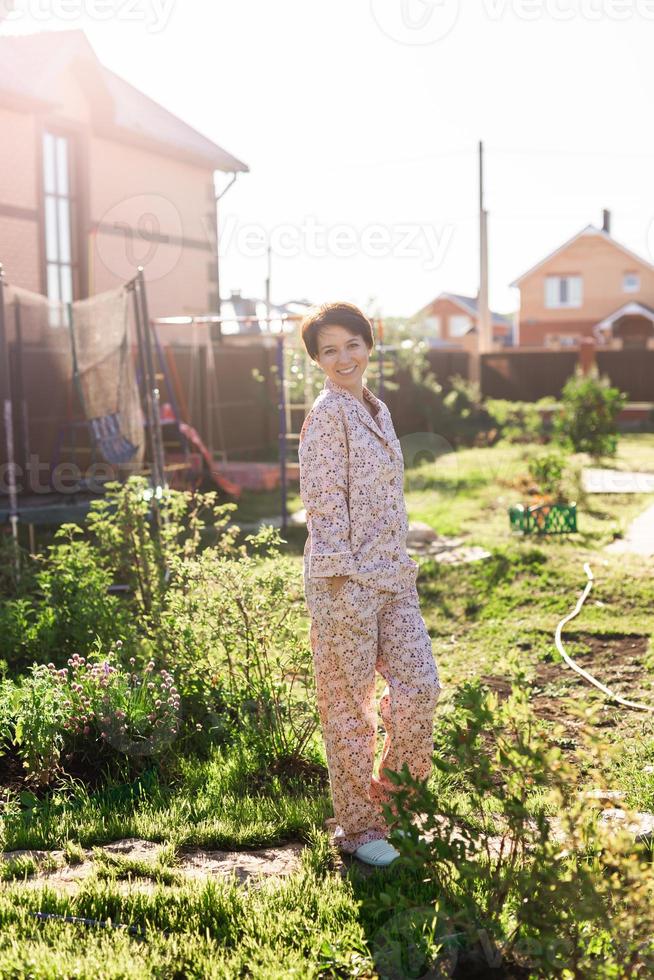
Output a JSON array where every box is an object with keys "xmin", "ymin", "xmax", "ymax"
[
  {"xmin": 472, "ymin": 140, "xmax": 492, "ymax": 390},
  {"xmin": 265, "ymin": 244, "xmax": 272, "ymax": 329}
]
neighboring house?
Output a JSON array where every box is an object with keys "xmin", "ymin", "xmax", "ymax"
[
  {"xmin": 0, "ymin": 29, "xmax": 248, "ymax": 322},
  {"xmin": 412, "ymin": 292, "xmax": 514, "ymax": 350},
  {"xmin": 219, "ymin": 293, "xmax": 313, "ymax": 336},
  {"xmin": 510, "ymin": 211, "xmax": 654, "ymax": 348}
]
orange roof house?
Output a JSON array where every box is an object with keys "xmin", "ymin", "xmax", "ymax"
[
  {"xmin": 411, "ymin": 292, "xmax": 514, "ymax": 352},
  {"xmin": 0, "ymin": 29, "xmax": 248, "ymax": 320},
  {"xmin": 510, "ymin": 211, "xmax": 654, "ymax": 349}
]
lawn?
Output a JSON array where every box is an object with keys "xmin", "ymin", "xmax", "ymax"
[{"xmin": 1, "ymin": 437, "xmax": 654, "ymax": 977}]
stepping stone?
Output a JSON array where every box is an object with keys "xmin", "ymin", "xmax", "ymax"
[
  {"xmin": 101, "ymin": 838, "xmax": 164, "ymax": 859},
  {"xmin": 583, "ymin": 789, "xmax": 626, "ymax": 807},
  {"xmin": 177, "ymin": 843, "xmax": 303, "ymax": 885},
  {"xmin": 582, "ymin": 469, "xmax": 654, "ymax": 494},
  {"xmin": 406, "ymin": 523, "xmax": 491, "ymax": 565},
  {"xmin": 1, "ymin": 840, "xmax": 305, "ymax": 892},
  {"xmin": 606, "ymin": 502, "xmax": 654, "ymax": 557},
  {"xmin": 597, "ymin": 808, "xmax": 654, "ymax": 844}
]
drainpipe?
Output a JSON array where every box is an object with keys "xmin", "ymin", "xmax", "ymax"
[{"xmin": 214, "ymin": 172, "xmax": 239, "ymax": 340}]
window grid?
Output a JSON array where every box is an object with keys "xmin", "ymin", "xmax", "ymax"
[
  {"xmin": 544, "ymin": 275, "xmax": 582, "ymax": 309},
  {"xmin": 623, "ymin": 272, "xmax": 640, "ymax": 293},
  {"xmin": 43, "ymin": 131, "xmax": 77, "ymax": 319}
]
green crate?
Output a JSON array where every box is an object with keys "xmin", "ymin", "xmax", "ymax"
[{"xmin": 509, "ymin": 502, "xmax": 577, "ymax": 534}]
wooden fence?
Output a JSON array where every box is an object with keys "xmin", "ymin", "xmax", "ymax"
[{"xmin": 2, "ymin": 340, "xmax": 652, "ymax": 473}]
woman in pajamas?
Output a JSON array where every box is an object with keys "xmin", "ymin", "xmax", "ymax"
[{"xmin": 298, "ymin": 301, "xmax": 442, "ymax": 867}]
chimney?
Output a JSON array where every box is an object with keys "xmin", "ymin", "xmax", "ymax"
[{"xmin": 602, "ymin": 209, "xmax": 611, "ymax": 235}]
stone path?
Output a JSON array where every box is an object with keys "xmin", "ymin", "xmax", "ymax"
[
  {"xmin": 1, "ymin": 838, "xmax": 305, "ymax": 893},
  {"xmin": 4, "ymin": 796, "xmax": 652, "ymax": 891},
  {"xmin": 405, "ymin": 522, "xmax": 491, "ymax": 564},
  {"xmin": 580, "ymin": 467, "xmax": 654, "ymax": 557},
  {"xmin": 582, "ymin": 468, "xmax": 654, "ymax": 494},
  {"xmin": 605, "ymin": 501, "xmax": 654, "ymax": 557}
]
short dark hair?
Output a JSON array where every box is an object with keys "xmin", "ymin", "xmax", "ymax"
[{"xmin": 300, "ymin": 302, "xmax": 374, "ymax": 361}]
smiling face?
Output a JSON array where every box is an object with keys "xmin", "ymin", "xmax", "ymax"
[{"xmin": 315, "ymin": 324, "xmax": 371, "ymax": 394}]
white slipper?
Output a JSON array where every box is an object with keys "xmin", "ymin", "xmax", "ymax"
[{"xmin": 353, "ymin": 838, "xmax": 401, "ymax": 867}]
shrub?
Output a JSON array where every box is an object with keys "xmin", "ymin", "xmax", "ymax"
[
  {"xmin": 378, "ymin": 670, "xmax": 654, "ymax": 976},
  {"xmin": 85, "ymin": 477, "xmax": 240, "ymax": 629},
  {"xmin": 0, "ymin": 478, "xmax": 240, "ymax": 673},
  {"xmin": 0, "ymin": 526, "xmax": 129, "ymax": 672},
  {"xmin": 382, "ymin": 342, "xmax": 451, "ymax": 436},
  {"xmin": 485, "ymin": 398, "xmax": 553, "ymax": 444},
  {"xmin": 160, "ymin": 525, "xmax": 320, "ymax": 767},
  {"xmin": 0, "ymin": 650, "xmax": 182, "ymax": 786},
  {"xmin": 525, "ymin": 448, "xmax": 569, "ymax": 501},
  {"xmin": 442, "ymin": 375, "xmax": 498, "ymax": 447},
  {"xmin": 553, "ymin": 368, "xmax": 627, "ymax": 459}
]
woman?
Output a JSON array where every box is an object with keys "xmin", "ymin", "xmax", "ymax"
[{"xmin": 298, "ymin": 301, "xmax": 442, "ymax": 868}]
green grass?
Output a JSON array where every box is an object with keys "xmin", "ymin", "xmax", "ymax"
[
  {"xmin": 3, "ymin": 435, "xmax": 654, "ymax": 976},
  {"xmin": 1, "ymin": 739, "xmax": 330, "ymax": 854}
]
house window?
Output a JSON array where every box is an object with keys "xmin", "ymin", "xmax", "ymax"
[
  {"xmin": 544, "ymin": 275, "xmax": 582, "ymax": 309},
  {"xmin": 424, "ymin": 315, "xmax": 441, "ymax": 338},
  {"xmin": 42, "ymin": 131, "xmax": 77, "ymax": 319},
  {"xmin": 448, "ymin": 314, "xmax": 472, "ymax": 337},
  {"xmin": 623, "ymin": 272, "xmax": 640, "ymax": 293}
]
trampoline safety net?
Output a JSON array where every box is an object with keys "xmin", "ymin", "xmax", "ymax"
[{"xmin": 5, "ymin": 283, "xmax": 144, "ymax": 474}]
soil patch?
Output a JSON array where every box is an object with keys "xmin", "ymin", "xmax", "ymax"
[{"xmin": 480, "ymin": 632, "xmax": 652, "ymax": 747}]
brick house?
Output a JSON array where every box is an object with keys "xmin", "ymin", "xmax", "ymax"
[
  {"xmin": 0, "ymin": 29, "xmax": 248, "ymax": 322},
  {"xmin": 412, "ymin": 292, "xmax": 514, "ymax": 351},
  {"xmin": 510, "ymin": 211, "xmax": 654, "ymax": 349}
]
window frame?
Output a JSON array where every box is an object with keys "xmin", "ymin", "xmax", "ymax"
[
  {"xmin": 448, "ymin": 313, "xmax": 472, "ymax": 338},
  {"xmin": 544, "ymin": 274, "xmax": 583, "ymax": 309},
  {"xmin": 622, "ymin": 271, "xmax": 640, "ymax": 293}
]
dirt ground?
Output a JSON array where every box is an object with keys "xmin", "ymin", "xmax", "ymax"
[{"xmin": 481, "ymin": 631, "xmax": 653, "ymax": 746}]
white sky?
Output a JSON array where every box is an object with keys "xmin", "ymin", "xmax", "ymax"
[{"xmin": 4, "ymin": 0, "xmax": 654, "ymax": 317}]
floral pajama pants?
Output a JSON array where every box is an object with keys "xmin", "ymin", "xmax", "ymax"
[{"xmin": 305, "ymin": 573, "xmax": 442, "ymax": 854}]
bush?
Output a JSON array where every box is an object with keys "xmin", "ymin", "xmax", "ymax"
[
  {"xmin": 0, "ymin": 526, "xmax": 130, "ymax": 672},
  {"xmin": 525, "ymin": 448, "xmax": 569, "ymax": 501},
  {"xmin": 553, "ymin": 368, "xmax": 627, "ymax": 459},
  {"xmin": 442, "ymin": 375, "xmax": 498, "ymax": 447},
  {"xmin": 485, "ymin": 398, "xmax": 553, "ymax": 444},
  {"xmin": 377, "ymin": 669, "xmax": 654, "ymax": 976},
  {"xmin": 0, "ymin": 478, "xmax": 240, "ymax": 673},
  {"xmin": 160, "ymin": 525, "xmax": 320, "ymax": 767},
  {"xmin": 85, "ymin": 477, "xmax": 240, "ymax": 629},
  {"xmin": 0, "ymin": 649, "xmax": 181, "ymax": 787},
  {"xmin": 382, "ymin": 342, "xmax": 451, "ymax": 436}
]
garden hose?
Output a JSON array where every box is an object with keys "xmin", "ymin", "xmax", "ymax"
[
  {"xmin": 31, "ymin": 912, "xmax": 150, "ymax": 940},
  {"xmin": 554, "ymin": 563, "xmax": 654, "ymax": 713}
]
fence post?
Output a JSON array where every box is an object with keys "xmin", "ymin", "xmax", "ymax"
[{"xmin": 578, "ymin": 337, "xmax": 596, "ymax": 376}]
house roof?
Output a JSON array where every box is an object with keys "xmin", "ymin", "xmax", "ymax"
[
  {"xmin": 417, "ymin": 292, "xmax": 513, "ymax": 329},
  {"xmin": 595, "ymin": 301, "xmax": 654, "ymax": 332},
  {"xmin": 509, "ymin": 224, "xmax": 654, "ymax": 288},
  {"xmin": 0, "ymin": 29, "xmax": 248, "ymax": 172}
]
